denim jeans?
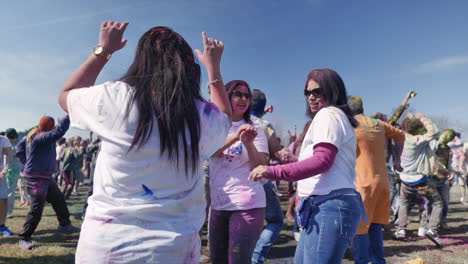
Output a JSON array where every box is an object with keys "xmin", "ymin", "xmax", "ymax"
[
  {"xmin": 387, "ymin": 166, "xmax": 399, "ymax": 217},
  {"xmin": 352, "ymin": 223, "xmax": 386, "ymax": 264},
  {"xmin": 430, "ymin": 177, "xmax": 450, "ymax": 222},
  {"xmin": 294, "ymin": 189, "xmax": 362, "ymax": 264},
  {"xmin": 252, "ymin": 181, "xmax": 284, "ymax": 264}
]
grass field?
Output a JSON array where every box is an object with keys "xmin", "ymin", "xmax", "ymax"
[{"xmin": 1, "ymin": 180, "xmax": 467, "ymax": 264}]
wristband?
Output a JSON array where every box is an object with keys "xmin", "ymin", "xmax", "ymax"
[{"xmin": 208, "ymin": 79, "xmax": 222, "ymax": 86}]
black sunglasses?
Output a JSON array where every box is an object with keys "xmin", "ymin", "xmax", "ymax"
[
  {"xmin": 232, "ymin": 91, "xmax": 252, "ymax": 99},
  {"xmin": 304, "ymin": 88, "xmax": 323, "ymax": 97}
]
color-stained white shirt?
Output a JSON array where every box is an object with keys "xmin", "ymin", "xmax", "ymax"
[
  {"xmin": 209, "ymin": 119, "xmax": 268, "ymax": 211},
  {"xmin": 68, "ymin": 81, "xmax": 230, "ymax": 264}
]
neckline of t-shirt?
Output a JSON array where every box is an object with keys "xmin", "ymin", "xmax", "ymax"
[{"xmin": 232, "ymin": 120, "xmax": 247, "ymax": 126}]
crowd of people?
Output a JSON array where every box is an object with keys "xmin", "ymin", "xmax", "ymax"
[{"xmin": 0, "ymin": 20, "xmax": 467, "ymax": 264}]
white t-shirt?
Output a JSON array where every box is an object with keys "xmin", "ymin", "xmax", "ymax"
[
  {"xmin": 68, "ymin": 81, "xmax": 230, "ymax": 264},
  {"xmin": 209, "ymin": 119, "xmax": 268, "ymax": 211},
  {"xmin": 0, "ymin": 136, "xmax": 12, "ymax": 171},
  {"xmin": 297, "ymin": 107, "xmax": 357, "ymax": 197}
]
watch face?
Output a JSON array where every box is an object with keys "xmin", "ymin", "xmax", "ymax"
[{"xmin": 95, "ymin": 46, "xmax": 103, "ymax": 54}]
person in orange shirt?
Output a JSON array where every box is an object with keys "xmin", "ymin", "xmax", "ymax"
[{"xmin": 348, "ymin": 95, "xmax": 405, "ymax": 264}]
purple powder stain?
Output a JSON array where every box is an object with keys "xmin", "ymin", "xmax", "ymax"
[
  {"xmin": 104, "ymin": 219, "xmax": 113, "ymax": 223},
  {"xmin": 203, "ymin": 102, "xmax": 218, "ymax": 116}
]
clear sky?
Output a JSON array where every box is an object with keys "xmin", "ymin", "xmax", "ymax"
[{"xmin": 1, "ymin": 0, "xmax": 467, "ymax": 141}]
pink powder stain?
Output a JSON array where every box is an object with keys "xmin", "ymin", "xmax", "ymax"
[{"xmin": 440, "ymin": 236, "xmax": 468, "ymax": 249}]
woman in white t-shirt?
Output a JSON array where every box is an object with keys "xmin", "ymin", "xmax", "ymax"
[
  {"xmin": 249, "ymin": 69, "xmax": 365, "ymax": 264},
  {"xmin": 58, "ymin": 21, "xmax": 232, "ymax": 264},
  {"xmin": 209, "ymin": 80, "xmax": 269, "ymax": 264}
]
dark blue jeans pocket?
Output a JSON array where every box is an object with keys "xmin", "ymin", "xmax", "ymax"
[{"xmin": 296, "ymin": 198, "xmax": 312, "ymax": 229}]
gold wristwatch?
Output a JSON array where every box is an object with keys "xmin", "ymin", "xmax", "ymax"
[{"xmin": 93, "ymin": 45, "xmax": 112, "ymax": 60}]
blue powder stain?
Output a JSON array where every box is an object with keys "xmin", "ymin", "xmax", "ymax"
[{"xmin": 142, "ymin": 184, "xmax": 157, "ymax": 199}]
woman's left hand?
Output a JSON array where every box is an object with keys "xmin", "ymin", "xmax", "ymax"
[{"xmin": 248, "ymin": 165, "xmax": 269, "ymax": 181}]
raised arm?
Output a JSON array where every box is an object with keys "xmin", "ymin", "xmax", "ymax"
[
  {"xmin": 388, "ymin": 91, "xmax": 415, "ymax": 126},
  {"xmin": 212, "ymin": 124, "xmax": 250, "ymax": 157},
  {"xmin": 240, "ymin": 127, "xmax": 269, "ymax": 168},
  {"xmin": 195, "ymin": 33, "xmax": 232, "ymax": 118},
  {"xmin": 418, "ymin": 114, "xmax": 439, "ymax": 142},
  {"xmin": 35, "ymin": 116, "xmax": 70, "ymax": 144},
  {"xmin": 381, "ymin": 121, "xmax": 405, "ymax": 143},
  {"xmin": 59, "ymin": 21, "xmax": 129, "ymax": 112}
]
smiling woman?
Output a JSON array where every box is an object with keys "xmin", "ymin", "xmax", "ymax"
[
  {"xmin": 208, "ymin": 80, "xmax": 269, "ymax": 263},
  {"xmin": 248, "ymin": 68, "xmax": 364, "ymax": 264}
]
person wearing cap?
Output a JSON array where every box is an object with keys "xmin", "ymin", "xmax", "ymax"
[
  {"xmin": 4, "ymin": 128, "xmax": 21, "ymax": 217},
  {"xmin": 249, "ymin": 89, "xmax": 284, "ymax": 264},
  {"xmin": 348, "ymin": 95, "xmax": 405, "ymax": 264},
  {"xmin": 0, "ymin": 133, "xmax": 14, "ymax": 236},
  {"xmin": 15, "ymin": 115, "xmax": 79, "ymax": 250}
]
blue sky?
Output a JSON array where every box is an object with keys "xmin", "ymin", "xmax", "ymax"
[{"xmin": 1, "ymin": 0, "xmax": 467, "ymax": 142}]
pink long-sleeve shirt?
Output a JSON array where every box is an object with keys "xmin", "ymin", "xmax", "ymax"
[{"xmin": 267, "ymin": 143, "xmax": 338, "ymax": 181}]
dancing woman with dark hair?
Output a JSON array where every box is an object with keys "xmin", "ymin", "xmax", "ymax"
[
  {"xmin": 249, "ymin": 69, "xmax": 365, "ymax": 264},
  {"xmin": 208, "ymin": 80, "xmax": 269, "ymax": 264},
  {"xmin": 58, "ymin": 21, "xmax": 231, "ymax": 263}
]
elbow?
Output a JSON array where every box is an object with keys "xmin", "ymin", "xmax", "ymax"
[{"xmin": 58, "ymin": 93, "xmax": 69, "ymax": 113}]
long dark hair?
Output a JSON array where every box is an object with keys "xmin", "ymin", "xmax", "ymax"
[
  {"xmin": 305, "ymin": 69, "xmax": 358, "ymax": 128},
  {"xmin": 225, "ymin": 80, "xmax": 252, "ymax": 123},
  {"xmin": 121, "ymin": 26, "xmax": 203, "ymax": 174}
]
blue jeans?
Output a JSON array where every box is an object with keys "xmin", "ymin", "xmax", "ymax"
[
  {"xmin": 352, "ymin": 223, "xmax": 386, "ymax": 264},
  {"xmin": 252, "ymin": 181, "xmax": 284, "ymax": 264},
  {"xmin": 294, "ymin": 189, "xmax": 362, "ymax": 264}
]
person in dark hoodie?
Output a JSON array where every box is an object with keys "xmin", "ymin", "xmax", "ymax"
[{"xmin": 15, "ymin": 115, "xmax": 79, "ymax": 250}]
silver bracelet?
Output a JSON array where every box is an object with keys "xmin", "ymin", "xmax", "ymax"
[{"xmin": 208, "ymin": 79, "xmax": 222, "ymax": 86}]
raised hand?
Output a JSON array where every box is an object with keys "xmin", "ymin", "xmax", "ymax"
[
  {"xmin": 195, "ymin": 32, "xmax": 224, "ymax": 72},
  {"xmin": 99, "ymin": 21, "xmax": 129, "ymax": 54},
  {"xmin": 287, "ymin": 126, "xmax": 297, "ymax": 144}
]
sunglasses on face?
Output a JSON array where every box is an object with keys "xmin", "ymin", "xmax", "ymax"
[
  {"xmin": 232, "ymin": 91, "xmax": 252, "ymax": 99},
  {"xmin": 304, "ymin": 88, "xmax": 324, "ymax": 97}
]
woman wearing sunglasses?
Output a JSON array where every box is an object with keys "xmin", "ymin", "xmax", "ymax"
[
  {"xmin": 209, "ymin": 80, "xmax": 269, "ymax": 264},
  {"xmin": 249, "ymin": 69, "xmax": 365, "ymax": 264}
]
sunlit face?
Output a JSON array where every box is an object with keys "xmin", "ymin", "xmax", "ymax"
[
  {"xmin": 230, "ymin": 85, "xmax": 251, "ymax": 116},
  {"xmin": 305, "ymin": 80, "xmax": 325, "ymax": 113}
]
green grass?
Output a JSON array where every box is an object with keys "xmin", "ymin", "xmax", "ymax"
[
  {"xmin": 1, "ymin": 181, "xmax": 467, "ymax": 264},
  {"xmin": 0, "ymin": 183, "xmax": 85, "ymax": 264}
]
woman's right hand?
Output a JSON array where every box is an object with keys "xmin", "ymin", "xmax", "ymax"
[{"xmin": 195, "ymin": 32, "xmax": 224, "ymax": 72}]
